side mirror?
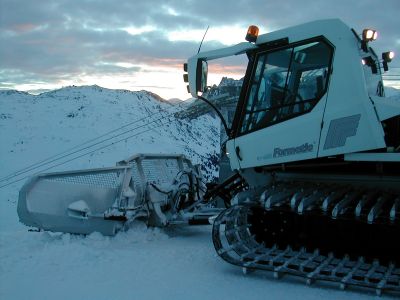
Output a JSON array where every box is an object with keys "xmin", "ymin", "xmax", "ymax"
[{"xmin": 196, "ymin": 60, "xmax": 208, "ymax": 93}]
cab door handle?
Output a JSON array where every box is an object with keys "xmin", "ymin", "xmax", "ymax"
[{"xmin": 235, "ymin": 146, "xmax": 243, "ymax": 161}]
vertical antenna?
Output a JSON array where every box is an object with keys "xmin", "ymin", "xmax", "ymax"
[{"xmin": 197, "ymin": 26, "xmax": 209, "ymax": 54}]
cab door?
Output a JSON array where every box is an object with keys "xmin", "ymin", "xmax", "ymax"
[{"xmin": 229, "ymin": 39, "xmax": 333, "ymax": 170}]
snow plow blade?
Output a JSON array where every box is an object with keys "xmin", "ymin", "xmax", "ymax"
[
  {"xmin": 18, "ymin": 166, "xmax": 130, "ymax": 235},
  {"xmin": 18, "ymin": 154, "xmax": 218, "ymax": 235}
]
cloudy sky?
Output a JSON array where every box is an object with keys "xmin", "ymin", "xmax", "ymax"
[{"xmin": 0, "ymin": 0, "xmax": 399, "ymax": 99}]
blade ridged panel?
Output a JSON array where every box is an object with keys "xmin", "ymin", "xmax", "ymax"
[{"xmin": 44, "ymin": 171, "xmax": 121, "ymax": 189}]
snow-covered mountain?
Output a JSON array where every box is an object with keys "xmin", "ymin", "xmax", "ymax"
[{"xmin": 0, "ymin": 85, "xmax": 220, "ymax": 183}]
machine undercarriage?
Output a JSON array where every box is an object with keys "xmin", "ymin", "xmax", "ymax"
[{"xmin": 212, "ymin": 166, "xmax": 400, "ymax": 295}]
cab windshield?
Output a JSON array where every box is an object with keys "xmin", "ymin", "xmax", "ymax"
[{"xmin": 239, "ymin": 39, "xmax": 333, "ymax": 134}]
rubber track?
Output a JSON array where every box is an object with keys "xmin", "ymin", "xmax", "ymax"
[{"xmin": 212, "ymin": 205, "xmax": 400, "ymax": 296}]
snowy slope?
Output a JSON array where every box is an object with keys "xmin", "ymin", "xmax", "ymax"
[
  {"xmin": 0, "ymin": 86, "xmax": 399, "ymax": 300},
  {"xmin": 0, "ymin": 86, "xmax": 219, "ymax": 179}
]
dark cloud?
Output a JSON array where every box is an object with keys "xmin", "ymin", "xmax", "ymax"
[{"xmin": 0, "ymin": 0, "xmax": 399, "ymax": 93}]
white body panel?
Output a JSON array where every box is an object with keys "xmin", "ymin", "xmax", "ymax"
[{"xmin": 314, "ymin": 22, "xmax": 386, "ymax": 157}]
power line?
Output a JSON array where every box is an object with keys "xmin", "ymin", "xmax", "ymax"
[
  {"xmin": 1, "ymin": 112, "xmax": 169, "ymax": 182},
  {"xmin": 0, "ymin": 105, "xmax": 200, "ymax": 189},
  {"xmin": 0, "ymin": 101, "xmax": 186, "ymax": 183},
  {"xmin": 0, "ymin": 111, "xmax": 186, "ymax": 190},
  {"xmin": 0, "ymin": 99, "xmax": 191, "ymax": 182},
  {"xmin": 0, "ymin": 114, "xmax": 149, "ymax": 182}
]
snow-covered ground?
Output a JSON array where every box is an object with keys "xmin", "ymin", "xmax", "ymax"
[{"xmin": 0, "ymin": 86, "xmax": 399, "ymax": 300}]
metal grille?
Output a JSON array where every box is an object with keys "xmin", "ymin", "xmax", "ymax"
[
  {"xmin": 44, "ymin": 170, "xmax": 121, "ymax": 189},
  {"xmin": 141, "ymin": 159, "xmax": 180, "ymax": 184},
  {"xmin": 130, "ymin": 161, "xmax": 142, "ymax": 183},
  {"xmin": 183, "ymin": 161, "xmax": 191, "ymax": 170}
]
